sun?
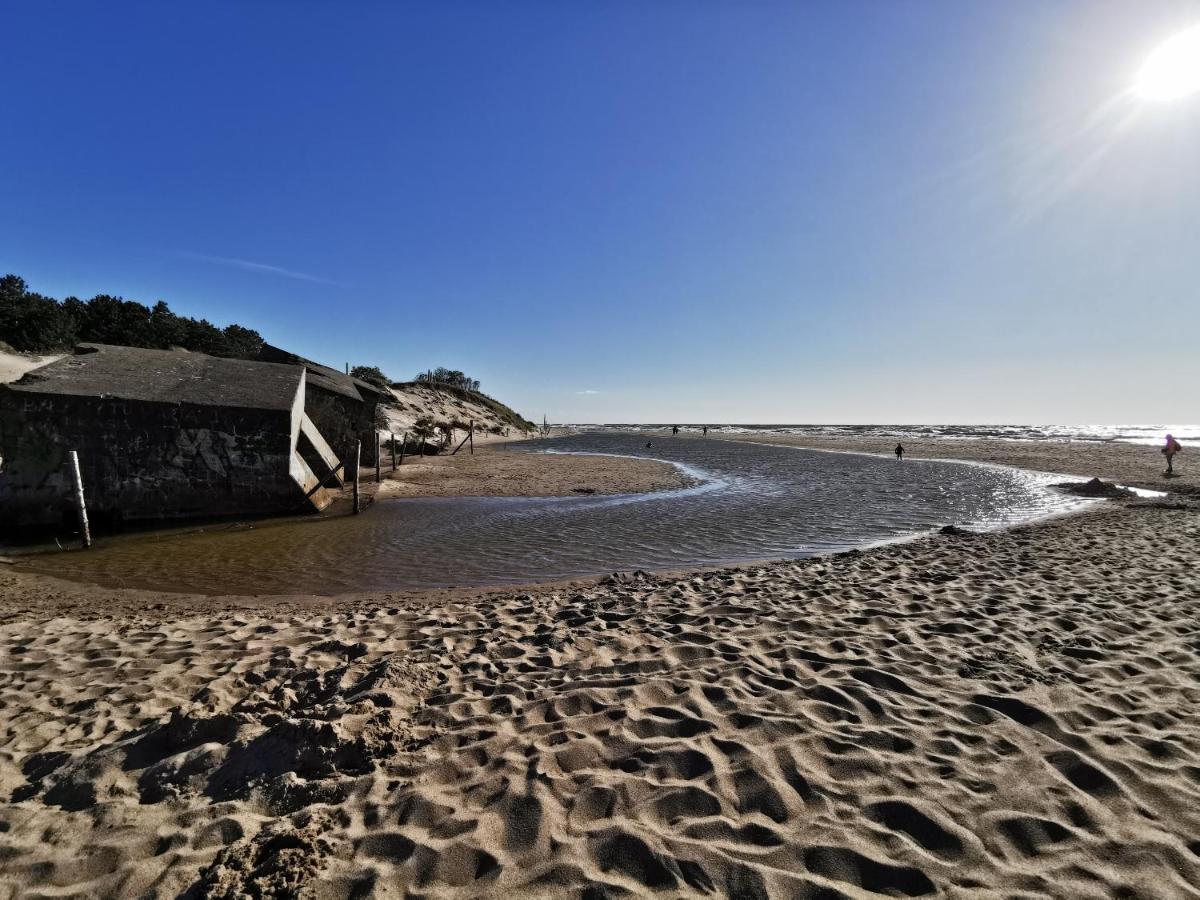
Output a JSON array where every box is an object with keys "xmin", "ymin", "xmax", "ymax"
[{"xmin": 1134, "ymin": 25, "xmax": 1200, "ymax": 101}]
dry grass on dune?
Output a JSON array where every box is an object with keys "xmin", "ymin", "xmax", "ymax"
[{"xmin": 2, "ymin": 500, "xmax": 1199, "ymax": 897}]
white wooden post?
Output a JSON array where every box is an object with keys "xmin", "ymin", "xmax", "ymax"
[{"xmin": 69, "ymin": 450, "xmax": 91, "ymax": 549}]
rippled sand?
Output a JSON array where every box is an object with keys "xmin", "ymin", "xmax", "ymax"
[{"xmin": 2, "ymin": 485, "xmax": 1199, "ymax": 896}]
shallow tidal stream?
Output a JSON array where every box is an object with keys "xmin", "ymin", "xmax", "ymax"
[{"xmin": 18, "ymin": 434, "xmax": 1088, "ymax": 595}]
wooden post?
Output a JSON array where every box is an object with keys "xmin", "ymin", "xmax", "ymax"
[
  {"xmin": 375, "ymin": 435, "xmax": 382, "ymax": 483},
  {"xmin": 353, "ymin": 440, "xmax": 361, "ymax": 514},
  {"xmin": 399, "ymin": 432, "xmax": 407, "ymax": 467},
  {"xmin": 390, "ymin": 432, "xmax": 397, "ymax": 471},
  {"xmin": 469, "ymin": 420, "xmax": 474, "ymax": 455},
  {"xmin": 68, "ymin": 450, "xmax": 91, "ymax": 549},
  {"xmin": 418, "ymin": 435, "xmax": 426, "ymax": 458}
]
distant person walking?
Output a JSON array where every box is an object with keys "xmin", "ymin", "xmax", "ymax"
[
  {"xmin": 703, "ymin": 425, "xmax": 708, "ymax": 436},
  {"xmin": 895, "ymin": 443, "xmax": 904, "ymax": 460},
  {"xmin": 1162, "ymin": 433, "xmax": 1182, "ymax": 474},
  {"xmin": 672, "ymin": 425, "xmax": 679, "ymax": 435}
]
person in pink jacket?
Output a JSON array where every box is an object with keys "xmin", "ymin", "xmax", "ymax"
[{"xmin": 1162, "ymin": 433, "xmax": 1183, "ymax": 475}]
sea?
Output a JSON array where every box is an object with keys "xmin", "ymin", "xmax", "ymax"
[{"xmin": 564, "ymin": 424, "xmax": 1200, "ymax": 446}]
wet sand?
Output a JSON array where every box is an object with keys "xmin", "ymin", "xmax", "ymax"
[
  {"xmin": 1, "ymin": 443, "xmax": 1199, "ymax": 898},
  {"xmin": 377, "ymin": 445, "xmax": 689, "ymax": 498}
]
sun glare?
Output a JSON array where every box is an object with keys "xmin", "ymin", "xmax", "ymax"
[{"xmin": 1134, "ymin": 25, "xmax": 1200, "ymax": 101}]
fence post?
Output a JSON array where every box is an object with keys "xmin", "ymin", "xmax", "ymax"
[
  {"xmin": 68, "ymin": 450, "xmax": 91, "ymax": 549},
  {"xmin": 375, "ymin": 435, "xmax": 382, "ymax": 483},
  {"xmin": 353, "ymin": 440, "xmax": 361, "ymax": 514},
  {"xmin": 469, "ymin": 420, "xmax": 474, "ymax": 455},
  {"xmin": 399, "ymin": 432, "xmax": 407, "ymax": 467},
  {"xmin": 391, "ymin": 432, "xmax": 397, "ymax": 471}
]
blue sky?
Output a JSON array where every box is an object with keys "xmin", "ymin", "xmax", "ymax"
[{"xmin": 3, "ymin": 1, "xmax": 1197, "ymax": 423}]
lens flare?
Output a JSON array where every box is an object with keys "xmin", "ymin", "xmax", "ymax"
[{"xmin": 1134, "ymin": 25, "xmax": 1200, "ymax": 101}]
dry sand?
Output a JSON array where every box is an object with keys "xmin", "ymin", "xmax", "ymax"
[
  {"xmin": 377, "ymin": 447, "xmax": 689, "ymax": 498},
  {"xmin": 1, "ymin": 443, "xmax": 1199, "ymax": 898},
  {"xmin": 0, "ymin": 347, "xmax": 63, "ymax": 385}
]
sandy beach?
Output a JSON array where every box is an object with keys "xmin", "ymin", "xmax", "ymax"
[
  {"xmin": 7, "ymin": 2, "xmax": 1199, "ymax": 896},
  {"xmin": 1, "ymin": 441, "xmax": 1199, "ymax": 898}
]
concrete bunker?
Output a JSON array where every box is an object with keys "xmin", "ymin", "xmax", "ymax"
[
  {"xmin": 0, "ymin": 344, "xmax": 346, "ymax": 531},
  {"xmin": 257, "ymin": 344, "xmax": 389, "ymax": 475}
]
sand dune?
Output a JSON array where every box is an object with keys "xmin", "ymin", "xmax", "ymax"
[
  {"xmin": 0, "ymin": 347, "xmax": 63, "ymax": 384},
  {"xmin": 381, "ymin": 382, "xmax": 534, "ymax": 445},
  {"xmin": 2, "ymin": 492, "xmax": 1199, "ymax": 897}
]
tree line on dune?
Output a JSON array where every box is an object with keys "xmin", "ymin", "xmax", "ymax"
[
  {"xmin": 351, "ymin": 365, "xmax": 483, "ymax": 397},
  {"xmin": 414, "ymin": 367, "xmax": 480, "ymax": 393},
  {"xmin": 1, "ymin": 275, "xmax": 481, "ymax": 391},
  {"xmin": 0, "ymin": 274, "xmax": 265, "ymax": 360},
  {"xmin": 351, "ymin": 365, "xmax": 482, "ymax": 395},
  {"xmin": 353, "ymin": 364, "xmax": 533, "ymax": 433},
  {"xmin": 0, "ymin": 272, "xmax": 530, "ymax": 426}
]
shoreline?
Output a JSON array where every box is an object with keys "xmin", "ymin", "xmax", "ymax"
[
  {"xmin": 0, "ymin": 444, "xmax": 687, "ymax": 561},
  {"xmin": 0, "ymin": 436, "xmax": 1166, "ymax": 616},
  {"xmin": 4, "ymin": 439, "xmax": 1086, "ymax": 600},
  {"xmin": 0, "ymin": 436, "xmax": 1179, "ymax": 618},
  {"xmin": 0, "ymin": 494, "xmax": 1112, "ymax": 624},
  {"xmin": 1, "ymin": 442, "xmax": 1198, "ymax": 896},
  {"xmin": 680, "ymin": 432, "xmax": 1198, "ymax": 497}
]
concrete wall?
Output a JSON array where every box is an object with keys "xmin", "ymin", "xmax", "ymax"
[
  {"xmin": 304, "ymin": 386, "xmax": 378, "ymax": 474},
  {"xmin": 0, "ymin": 392, "xmax": 302, "ymax": 529}
]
